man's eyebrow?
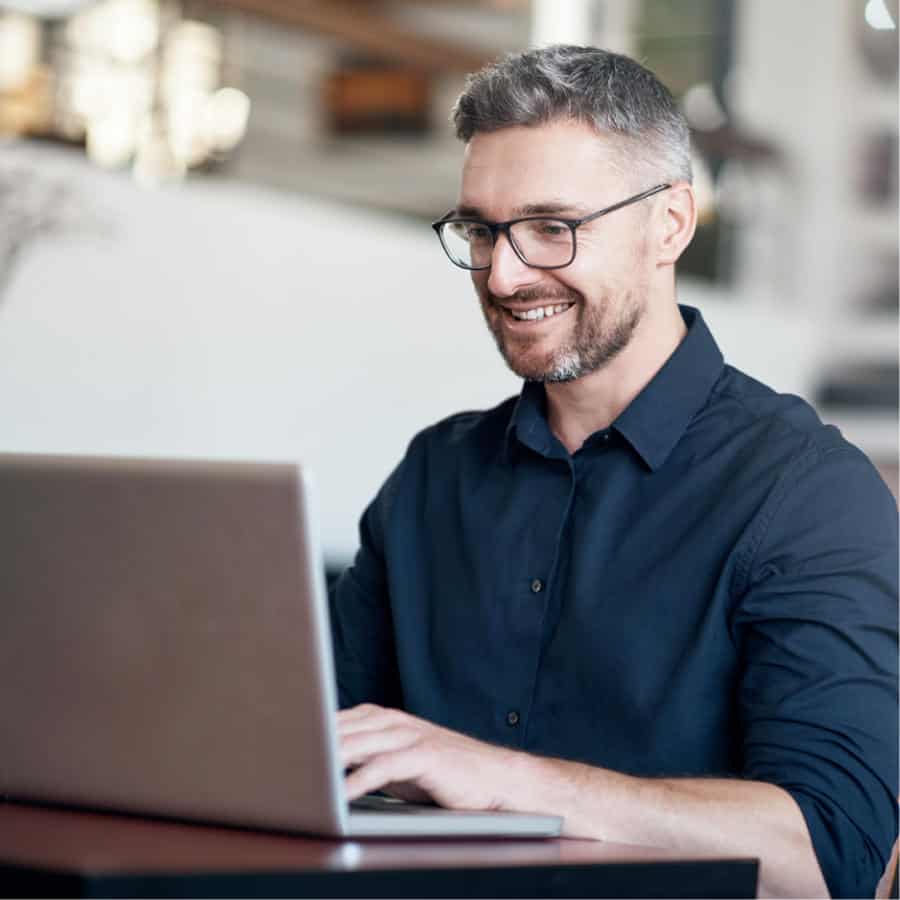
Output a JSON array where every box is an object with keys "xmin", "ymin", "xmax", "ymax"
[
  {"xmin": 452, "ymin": 201, "xmax": 591, "ymax": 219},
  {"xmin": 515, "ymin": 201, "xmax": 591, "ymax": 217}
]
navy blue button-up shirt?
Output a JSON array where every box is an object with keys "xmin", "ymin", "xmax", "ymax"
[{"xmin": 330, "ymin": 306, "xmax": 898, "ymax": 898}]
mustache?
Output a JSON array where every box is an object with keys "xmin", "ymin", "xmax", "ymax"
[{"xmin": 488, "ymin": 286, "xmax": 582, "ymax": 306}]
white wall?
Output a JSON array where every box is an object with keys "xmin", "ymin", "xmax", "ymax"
[{"xmin": 0, "ymin": 141, "xmax": 820, "ymax": 563}]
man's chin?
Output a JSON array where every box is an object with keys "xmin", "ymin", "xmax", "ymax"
[
  {"xmin": 499, "ymin": 348, "xmax": 545, "ymax": 381},
  {"xmin": 501, "ymin": 350, "xmax": 581, "ymax": 384},
  {"xmin": 489, "ymin": 324, "xmax": 582, "ymax": 381}
]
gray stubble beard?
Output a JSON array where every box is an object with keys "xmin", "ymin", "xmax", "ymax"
[{"xmin": 483, "ymin": 288, "xmax": 646, "ymax": 383}]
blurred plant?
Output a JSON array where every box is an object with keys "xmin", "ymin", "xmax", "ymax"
[{"xmin": 0, "ymin": 158, "xmax": 110, "ymax": 303}]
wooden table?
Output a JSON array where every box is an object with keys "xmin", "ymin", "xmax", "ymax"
[{"xmin": 0, "ymin": 800, "xmax": 758, "ymax": 898}]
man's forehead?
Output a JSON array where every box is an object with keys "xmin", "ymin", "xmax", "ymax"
[
  {"xmin": 462, "ymin": 121, "xmax": 615, "ymax": 167},
  {"xmin": 454, "ymin": 198, "xmax": 594, "ymax": 218},
  {"xmin": 458, "ymin": 121, "xmax": 624, "ymax": 215}
]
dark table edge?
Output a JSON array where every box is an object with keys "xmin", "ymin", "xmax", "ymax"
[{"xmin": 1, "ymin": 857, "xmax": 759, "ymax": 899}]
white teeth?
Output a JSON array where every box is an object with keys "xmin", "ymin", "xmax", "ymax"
[{"xmin": 510, "ymin": 302, "xmax": 572, "ymax": 321}]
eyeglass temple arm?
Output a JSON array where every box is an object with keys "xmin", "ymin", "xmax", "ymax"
[{"xmin": 577, "ymin": 183, "xmax": 671, "ymax": 226}]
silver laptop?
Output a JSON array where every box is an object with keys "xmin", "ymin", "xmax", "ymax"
[{"xmin": 0, "ymin": 452, "xmax": 561, "ymax": 838}]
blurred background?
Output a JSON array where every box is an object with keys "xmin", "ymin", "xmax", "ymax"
[{"xmin": 0, "ymin": 0, "xmax": 897, "ymax": 568}]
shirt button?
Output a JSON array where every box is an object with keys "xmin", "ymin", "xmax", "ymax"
[
  {"xmin": 530, "ymin": 578, "xmax": 543, "ymax": 593},
  {"xmin": 602, "ymin": 432, "xmax": 610, "ymax": 442},
  {"xmin": 506, "ymin": 710, "xmax": 520, "ymax": 727}
]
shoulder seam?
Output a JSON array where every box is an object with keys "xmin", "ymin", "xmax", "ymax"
[{"xmin": 711, "ymin": 381, "xmax": 846, "ymax": 453}]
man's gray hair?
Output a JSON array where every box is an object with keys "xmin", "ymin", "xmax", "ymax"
[{"xmin": 452, "ymin": 45, "xmax": 692, "ymax": 185}]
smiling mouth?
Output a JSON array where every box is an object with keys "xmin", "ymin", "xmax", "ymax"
[{"xmin": 503, "ymin": 302, "xmax": 574, "ymax": 323}]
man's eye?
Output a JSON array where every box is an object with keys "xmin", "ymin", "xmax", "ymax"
[
  {"xmin": 519, "ymin": 220, "xmax": 569, "ymax": 239},
  {"xmin": 537, "ymin": 222, "xmax": 567, "ymax": 236},
  {"xmin": 466, "ymin": 225, "xmax": 492, "ymax": 242}
]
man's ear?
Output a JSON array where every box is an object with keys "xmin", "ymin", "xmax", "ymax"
[{"xmin": 656, "ymin": 182, "xmax": 697, "ymax": 267}]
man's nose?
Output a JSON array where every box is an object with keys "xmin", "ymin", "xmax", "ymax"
[{"xmin": 486, "ymin": 232, "xmax": 539, "ymax": 298}]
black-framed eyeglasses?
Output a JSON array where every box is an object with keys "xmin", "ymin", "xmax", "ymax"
[{"xmin": 431, "ymin": 183, "xmax": 670, "ymax": 271}]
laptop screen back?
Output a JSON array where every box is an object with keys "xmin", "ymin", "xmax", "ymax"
[{"xmin": 0, "ymin": 453, "xmax": 347, "ymax": 835}]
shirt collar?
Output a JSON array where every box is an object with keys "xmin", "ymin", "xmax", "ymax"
[
  {"xmin": 504, "ymin": 305, "xmax": 724, "ymax": 470},
  {"xmin": 613, "ymin": 305, "xmax": 724, "ymax": 470},
  {"xmin": 504, "ymin": 379, "xmax": 558, "ymax": 461}
]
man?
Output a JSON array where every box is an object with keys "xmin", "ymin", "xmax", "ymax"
[{"xmin": 329, "ymin": 46, "xmax": 898, "ymax": 898}]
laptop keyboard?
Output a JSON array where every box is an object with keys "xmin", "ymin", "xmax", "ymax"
[{"xmin": 350, "ymin": 794, "xmax": 439, "ymax": 814}]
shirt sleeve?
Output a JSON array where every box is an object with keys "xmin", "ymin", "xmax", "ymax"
[
  {"xmin": 328, "ymin": 455, "xmax": 406, "ymax": 711},
  {"xmin": 732, "ymin": 444, "xmax": 899, "ymax": 899}
]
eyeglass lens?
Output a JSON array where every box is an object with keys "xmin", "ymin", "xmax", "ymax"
[{"xmin": 442, "ymin": 219, "xmax": 574, "ymax": 269}]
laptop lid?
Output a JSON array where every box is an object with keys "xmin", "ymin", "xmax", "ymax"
[{"xmin": 1, "ymin": 452, "xmax": 350, "ymax": 836}]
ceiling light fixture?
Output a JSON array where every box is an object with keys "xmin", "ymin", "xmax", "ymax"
[{"xmin": 0, "ymin": 0, "xmax": 251, "ymax": 187}]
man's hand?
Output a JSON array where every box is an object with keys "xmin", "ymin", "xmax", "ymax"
[
  {"xmin": 337, "ymin": 703, "xmax": 829, "ymax": 897},
  {"xmin": 338, "ymin": 704, "xmax": 522, "ymax": 810}
]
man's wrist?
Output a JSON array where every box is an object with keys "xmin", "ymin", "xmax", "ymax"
[{"xmin": 498, "ymin": 748, "xmax": 603, "ymax": 837}]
